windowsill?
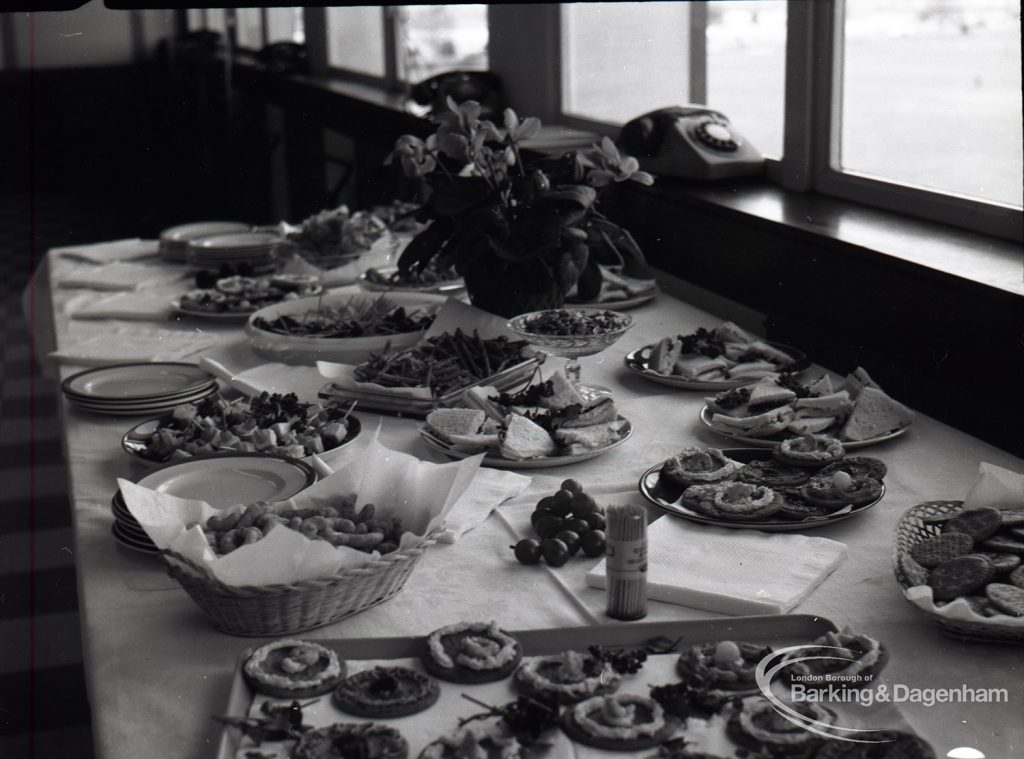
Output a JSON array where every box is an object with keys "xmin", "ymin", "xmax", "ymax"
[
  {"xmin": 630, "ymin": 177, "xmax": 1023, "ymax": 298},
  {"xmin": 233, "ymin": 60, "xmax": 1022, "ymax": 300}
]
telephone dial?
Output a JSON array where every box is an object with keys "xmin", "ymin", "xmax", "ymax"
[{"xmin": 619, "ymin": 106, "xmax": 764, "ymax": 180}]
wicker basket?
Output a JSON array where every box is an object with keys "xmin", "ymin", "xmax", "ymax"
[
  {"xmin": 162, "ymin": 530, "xmax": 439, "ymax": 637},
  {"xmin": 892, "ymin": 500, "xmax": 1024, "ymax": 644}
]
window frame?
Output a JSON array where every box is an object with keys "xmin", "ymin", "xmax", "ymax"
[
  {"xmin": 189, "ymin": 1, "xmax": 1021, "ymax": 243},
  {"xmin": 553, "ymin": 0, "xmax": 1020, "ymax": 242}
]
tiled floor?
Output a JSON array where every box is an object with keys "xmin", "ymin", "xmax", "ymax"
[{"xmin": 0, "ymin": 192, "xmax": 144, "ymax": 758}]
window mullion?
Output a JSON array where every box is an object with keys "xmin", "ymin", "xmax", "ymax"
[
  {"xmin": 304, "ymin": 7, "xmax": 328, "ymax": 77},
  {"xmin": 688, "ymin": 2, "xmax": 707, "ymax": 105},
  {"xmin": 780, "ymin": 0, "xmax": 818, "ymax": 190},
  {"xmin": 383, "ymin": 6, "xmax": 401, "ymax": 92}
]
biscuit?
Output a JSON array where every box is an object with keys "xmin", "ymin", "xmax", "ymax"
[
  {"xmin": 985, "ymin": 583, "xmax": 1024, "ymax": 616},
  {"xmin": 1010, "ymin": 565, "xmax": 1024, "ymax": 589},
  {"xmin": 979, "ymin": 535, "xmax": 1024, "ymax": 556},
  {"xmin": 941, "ymin": 507, "xmax": 1003, "ymax": 542},
  {"xmin": 799, "ymin": 474, "xmax": 883, "ymax": 510},
  {"xmin": 819, "ymin": 456, "xmax": 888, "ymax": 481},
  {"xmin": 242, "ymin": 639, "xmax": 346, "ymax": 699},
  {"xmin": 909, "ymin": 532, "xmax": 974, "ymax": 569},
  {"xmin": 775, "ymin": 495, "xmax": 833, "ymax": 520},
  {"xmin": 514, "ymin": 652, "xmax": 621, "ymax": 704},
  {"xmin": 332, "ymin": 666, "xmax": 439, "ymax": 718},
  {"xmin": 736, "ymin": 460, "xmax": 810, "ymax": 488},
  {"xmin": 928, "ymin": 555, "xmax": 994, "ymax": 601},
  {"xmin": 560, "ymin": 693, "xmax": 678, "ymax": 751},
  {"xmin": 293, "ymin": 723, "xmax": 408, "ymax": 759},
  {"xmin": 977, "ymin": 551, "xmax": 1021, "ymax": 575},
  {"xmin": 998, "ymin": 509, "xmax": 1024, "ymax": 527},
  {"xmin": 422, "ymin": 621, "xmax": 522, "ymax": 684},
  {"xmin": 898, "ymin": 553, "xmax": 930, "ymax": 588}
]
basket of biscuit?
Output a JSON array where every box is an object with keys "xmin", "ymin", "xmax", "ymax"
[
  {"xmin": 892, "ymin": 462, "xmax": 1024, "ymax": 643},
  {"xmin": 119, "ymin": 430, "xmax": 483, "ymax": 636}
]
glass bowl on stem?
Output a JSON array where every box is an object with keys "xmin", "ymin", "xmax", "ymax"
[{"xmin": 507, "ymin": 308, "xmax": 634, "ymax": 396}]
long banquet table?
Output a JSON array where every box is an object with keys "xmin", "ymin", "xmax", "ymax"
[{"xmin": 27, "ymin": 247, "xmax": 1023, "ymax": 759}]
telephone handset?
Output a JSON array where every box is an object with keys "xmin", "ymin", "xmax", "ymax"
[{"xmin": 619, "ymin": 106, "xmax": 764, "ymax": 180}]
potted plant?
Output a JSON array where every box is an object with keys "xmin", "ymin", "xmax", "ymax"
[{"xmin": 385, "ymin": 99, "xmax": 654, "ymax": 317}]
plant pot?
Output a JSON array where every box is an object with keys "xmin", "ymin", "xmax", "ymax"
[{"xmin": 461, "ymin": 257, "xmax": 567, "ymax": 318}]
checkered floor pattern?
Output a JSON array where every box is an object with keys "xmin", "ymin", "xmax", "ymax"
[{"xmin": 0, "ymin": 191, "xmax": 146, "ymax": 758}]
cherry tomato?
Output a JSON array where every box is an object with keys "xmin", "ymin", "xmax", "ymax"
[
  {"xmin": 570, "ymin": 491, "xmax": 598, "ymax": 515},
  {"xmin": 550, "ymin": 490, "xmax": 574, "ymax": 517},
  {"xmin": 512, "ymin": 538, "xmax": 542, "ymax": 565},
  {"xmin": 535, "ymin": 495, "xmax": 557, "ymax": 513},
  {"xmin": 554, "ymin": 530, "xmax": 581, "ymax": 556},
  {"xmin": 561, "ymin": 479, "xmax": 584, "ymax": 495},
  {"xmin": 580, "ymin": 530, "xmax": 606, "ymax": 557},
  {"xmin": 534, "ymin": 514, "xmax": 565, "ymax": 539},
  {"xmin": 541, "ymin": 538, "xmax": 571, "ymax": 567},
  {"xmin": 584, "ymin": 511, "xmax": 606, "ymax": 530},
  {"xmin": 564, "ymin": 517, "xmax": 591, "ymax": 535}
]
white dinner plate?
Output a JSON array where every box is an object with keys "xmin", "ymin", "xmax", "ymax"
[
  {"xmin": 623, "ymin": 342, "xmax": 809, "ymax": 391},
  {"xmin": 188, "ymin": 232, "xmax": 283, "ymax": 251},
  {"xmin": 418, "ymin": 417, "xmax": 633, "ymax": 469},
  {"xmin": 133, "ymin": 452, "xmax": 317, "ymax": 507},
  {"xmin": 111, "ymin": 522, "xmax": 159, "ymax": 555},
  {"xmin": 121, "ymin": 412, "xmax": 362, "ymax": 465},
  {"xmin": 65, "ymin": 387, "xmax": 219, "ymax": 416},
  {"xmin": 359, "ymin": 266, "xmax": 466, "ymax": 294},
  {"xmin": 638, "ymin": 448, "xmax": 885, "ymax": 531},
  {"xmin": 567, "ymin": 290, "xmax": 658, "ymax": 311},
  {"xmin": 62, "ymin": 363, "xmax": 216, "ymax": 401},
  {"xmin": 698, "ymin": 405, "xmax": 912, "ymax": 450},
  {"xmin": 160, "ymin": 221, "xmax": 250, "ymax": 244}
]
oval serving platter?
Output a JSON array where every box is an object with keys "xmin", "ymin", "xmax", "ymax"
[
  {"xmin": 638, "ymin": 448, "xmax": 885, "ymax": 532},
  {"xmin": 623, "ymin": 341, "xmax": 809, "ymax": 391},
  {"xmin": 419, "ymin": 417, "xmax": 633, "ymax": 470}
]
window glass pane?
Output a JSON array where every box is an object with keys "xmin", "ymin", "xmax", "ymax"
[
  {"xmin": 706, "ymin": 1, "xmax": 786, "ymax": 158},
  {"xmin": 563, "ymin": 3, "xmax": 690, "ymax": 124},
  {"xmin": 398, "ymin": 5, "xmax": 489, "ymax": 84},
  {"xmin": 186, "ymin": 10, "xmax": 205, "ymax": 32},
  {"xmin": 207, "ymin": 9, "xmax": 226, "ymax": 35},
  {"xmin": 327, "ymin": 6, "xmax": 385, "ymax": 77},
  {"xmin": 267, "ymin": 8, "xmax": 304, "ymax": 45},
  {"xmin": 236, "ymin": 8, "xmax": 262, "ymax": 49},
  {"xmin": 840, "ymin": 0, "xmax": 1023, "ymax": 207}
]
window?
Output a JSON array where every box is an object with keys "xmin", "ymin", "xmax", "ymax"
[
  {"xmin": 285, "ymin": 2, "xmax": 1024, "ymax": 240},
  {"xmin": 706, "ymin": 1, "xmax": 786, "ymax": 158},
  {"xmin": 326, "ymin": 6, "xmax": 385, "ymax": 79},
  {"xmin": 397, "ymin": 4, "xmax": 489, "ymax": 84},
  {"xmin": 186, "ymin": 10, "xmax": 205, "ymax": 32},
  {"xmin": 267, "ymin": 8, "xmax": 305, "ymax": 45},
  {"xmin": 235, "ymin": 8, "xmax": 263, "ymax": 50},
  {"xmin": 206, "ymin": 9, "xmax": 226, "ymax": 36},
  {"xmin": 834, "ymin": 0, "xmax": 1021, "ymax": 208}
]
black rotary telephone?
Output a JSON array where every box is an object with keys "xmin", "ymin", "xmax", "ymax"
[{"xmin": 620, "ymin": 106, "xmax": 764, "ymax": 180}]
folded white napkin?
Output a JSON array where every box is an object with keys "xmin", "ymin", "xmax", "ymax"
[
  {"xmin": 66, "ymin": 291, "xmax": 175, "ymax": 321},
  {"xmin": 50, "ymin": 327, "xmax": 221, "ymax": 366},
  {"xmin": 586, "ymin": 516, "xmax": 847, "ymax": 615},
  {"xmin": 198, "ymin": 341, "xmax": 328, "ymax": 403},
  {"xmin": 436, "ymin": 468, "xmax": 532, "ymax": 543},
  {"xmin": 57, "ymin": 261, "xmax": 185, "ymax": 291},
  {"xmin": 55, "ymin": 238, "xmax": 159, "ymax": 265}
]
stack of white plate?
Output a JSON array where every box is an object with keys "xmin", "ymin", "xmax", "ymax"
[
  {"xmin": 159, "ymin": 221, "xmax": 250, "ymax": 263},
  {"xmin": 186, "ymin": 231, "xmax": 283, "ymax": 272},
  {"xmin": 110, "ymin": 452, "xmax": 318, "ymax": 555},
  {"xmin": 61, "ymin": 363, "xmax": 219, "ymax": 416}
]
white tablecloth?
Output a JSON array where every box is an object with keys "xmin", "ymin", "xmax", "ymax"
[{"xmin": 28, "ymin": 249, "xmax": 1024, "ymax": 759}]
